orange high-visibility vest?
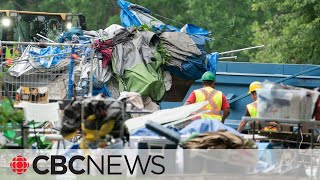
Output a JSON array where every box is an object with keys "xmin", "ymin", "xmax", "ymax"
[{"xmin": 194, "ymin": 87, "xmax": 223, "ymax": 121}]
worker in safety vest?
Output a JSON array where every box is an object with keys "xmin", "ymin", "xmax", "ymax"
[
  {"xmin": 237, "ymin": 81, "xmax": 278, "ymax": 132},
  {"xmin": 184, "ymin": 71, "xmax": 230, "ymax": 123}
]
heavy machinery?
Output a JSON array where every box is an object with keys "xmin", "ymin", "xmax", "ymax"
[{"xmin": 0, "ymin": 10, "xmax": 86, "ymax": 42}]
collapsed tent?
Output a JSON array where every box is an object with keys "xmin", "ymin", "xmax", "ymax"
[
  {"xmin": 117, "ymin": 0, "xmax": 218, "ymax": 80},
  {"xmin": 112, "ymin": 28, "xmax": 166, "ymax": 101}
]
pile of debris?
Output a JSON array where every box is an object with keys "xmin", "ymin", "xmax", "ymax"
[{"xmin": 5, "ymin": 0, "xmax": 218, "ymax": 114}]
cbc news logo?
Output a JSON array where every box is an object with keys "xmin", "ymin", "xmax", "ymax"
[
  {"xmin": 8, "ymin": 154, "xmax": 165, "ymax": 175},
  {"xmin": 10, "ymin": 155, "xmax": 30, "ymax": 175}
]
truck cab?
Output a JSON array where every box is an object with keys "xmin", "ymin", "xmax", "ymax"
[{"xmin": 0, "ymin": 10, "xmax": 86, "ymax": 42}]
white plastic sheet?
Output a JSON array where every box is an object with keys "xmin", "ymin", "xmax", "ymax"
[{"xmin": 125, "ymin": 101, "xmax": 208, "ymax": 132}]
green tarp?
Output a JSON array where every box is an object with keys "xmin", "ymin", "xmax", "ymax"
[{"xmin": 113, "ymin": 30, "xmax": 166, "ymax": 101}]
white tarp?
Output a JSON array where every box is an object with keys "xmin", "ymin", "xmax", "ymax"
[
  {"xmin": 8, "ymin": 46, "xmax": 40, "ymax": 77},
  {"xmin": 104, "ymin": 24, "xmax": 124, "ymax": 39},
  {"xmin": 125, "ymin": 101, "xmax": 208, "ymax": 132}
]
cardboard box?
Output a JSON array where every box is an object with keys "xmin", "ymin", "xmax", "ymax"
[
  {"xmin": 20, "ymin": 87, "xmax": 31, "ymax": 101},
  {"xmin": 17, "ymin": 86, "xmax": 49, "ymax": 103}
]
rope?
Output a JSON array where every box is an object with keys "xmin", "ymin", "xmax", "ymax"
[{"xmin": 152, "ymin": 13, "xmax": 185, "ymax": 25}]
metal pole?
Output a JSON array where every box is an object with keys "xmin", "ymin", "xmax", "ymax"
[
  {"xmin": 0, "ymin": 40, "xmax": 90, "ymax": 47},
  {"xmin": 229, "ymin": 65, "xmax": 320, "ymax": 104},
  {"xmin": 311, "ymin": 128, "xmax": 314, "ymax": 149},
  {"xmin": 36, "ymin": 34, "xmax": 54, "ymax": 43},
  {"xmin": 297, "ymin": 123, "xmax": 301, "ymax": 148},
  {"xmin": 219, "ymin": 56, "xmax": 237, "ymax": 60},
  {"xmin": 14, "ymin": 52, "xmax": 72, "ymax": 63},
  {"xmin": 68, "ymin": 47, "xmax": 75, "ymax": 99},
  {"xmin": 88, "ymin": 41, "xmax": 95, "ymax": 97},
  {"xmin": 219, "ymin": 45, "xmax": 265, "ymax": 55}
]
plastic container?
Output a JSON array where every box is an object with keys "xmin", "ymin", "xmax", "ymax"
[{"xmin": 256, "ymin": 89, "xmax": 315, "ymax": 120}]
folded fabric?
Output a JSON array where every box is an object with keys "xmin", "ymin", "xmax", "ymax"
[
  {"xmin": 163, "ymin": 34, "xmax": 207, "ymax": 80},
  {"xmin": 94, "ymin": 39, "xmax": 114, "ymax": 68}
]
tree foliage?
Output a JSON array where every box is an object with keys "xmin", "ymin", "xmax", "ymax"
[
  {"xmin": 1, "ymin": 0, "xmax": 319, "ymax": 64},
  {"xmin": 250, "ymin": 0, "xmax": 320, "ymax": 64}
]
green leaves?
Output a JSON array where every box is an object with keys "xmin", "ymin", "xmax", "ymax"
[
  {"xmin": 1, "ymin": 0, "xmax": 319, "ymax": 64},
  {"xmin": 251, "ymin": 0, "xmax": 320, "ymax": 64},
  {"xmin": 0, "ymin": 98, "xmax": 24, "ymax": 126}
]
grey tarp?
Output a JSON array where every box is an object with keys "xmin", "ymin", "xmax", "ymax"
[
  {"xmin": 160, "ymin": 32, "xmax": 202, "ymax": 69},
  {"xmin": 113, "ymin": 30, "xmax": 158, "ymax": 75},
  {"xmin": 112, "ymin": 30, "xmax": 165, "ymax": 101},
  {"xmin": 83, "ymin": 29, "xmax": 108, "ymax": 39}
]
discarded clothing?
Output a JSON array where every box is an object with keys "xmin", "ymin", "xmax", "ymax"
[
  {"xmin": 143, "ymin": 97, "xmax": 160, "ymax": 111},
  {"xmin": 126, "ymin": 101, "xmax": 208, "ymax": 132},
  {"xmin": 94, "ymin": 39, "xmax": 113, "ymax": 68}
]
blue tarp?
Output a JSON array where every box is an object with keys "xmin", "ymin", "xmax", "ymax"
[
  {"xmin": 29, "ymin": 46, "xmax": 70, "ymax": 68},
  {"xmin": 118, "ymin": 0, "xmax": 211, "ymax": 37},
  {"xmin": 78, "ymin": 77, "xmax": 112, "ymax": 97},
  {"xmin": 28, "ymin": 27, "xmax": 92, "ymax": 69},
  {"xmin": 181, "ymin": 24, "xmax": 211, "ymax": 37},
  {"xmin": 58, "ymin": 27, "xmax": 90, "ymax": 43},
  {"xmin": 164, "ymin": 34, "xmax": 208, "ymax": 80},
  {"xmin": 118, "ymin": 0, "xmax": 143, "ymax": 27},
  {"xmin": 131, "ymin": 119, "xmax": 241, "ymax": 137},
  {"xmin": 93, "ymin": 84, "xmax": 112, "ymax": 97},
  {"xmin": 166, "ymin": 34, "xmax": 208, "ymax": 80},
  {"xmin": 180, "ymin": 119, "xmax": 241, "ymax": 136},
  {"xmin": 206, "ymin": 52, "xmax": 219, "ymax": 75}
]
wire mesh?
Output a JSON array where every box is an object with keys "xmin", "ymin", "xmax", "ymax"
[{"xmin": 0, "ymin": 41, "xmax": 90, "ymax": 103}]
